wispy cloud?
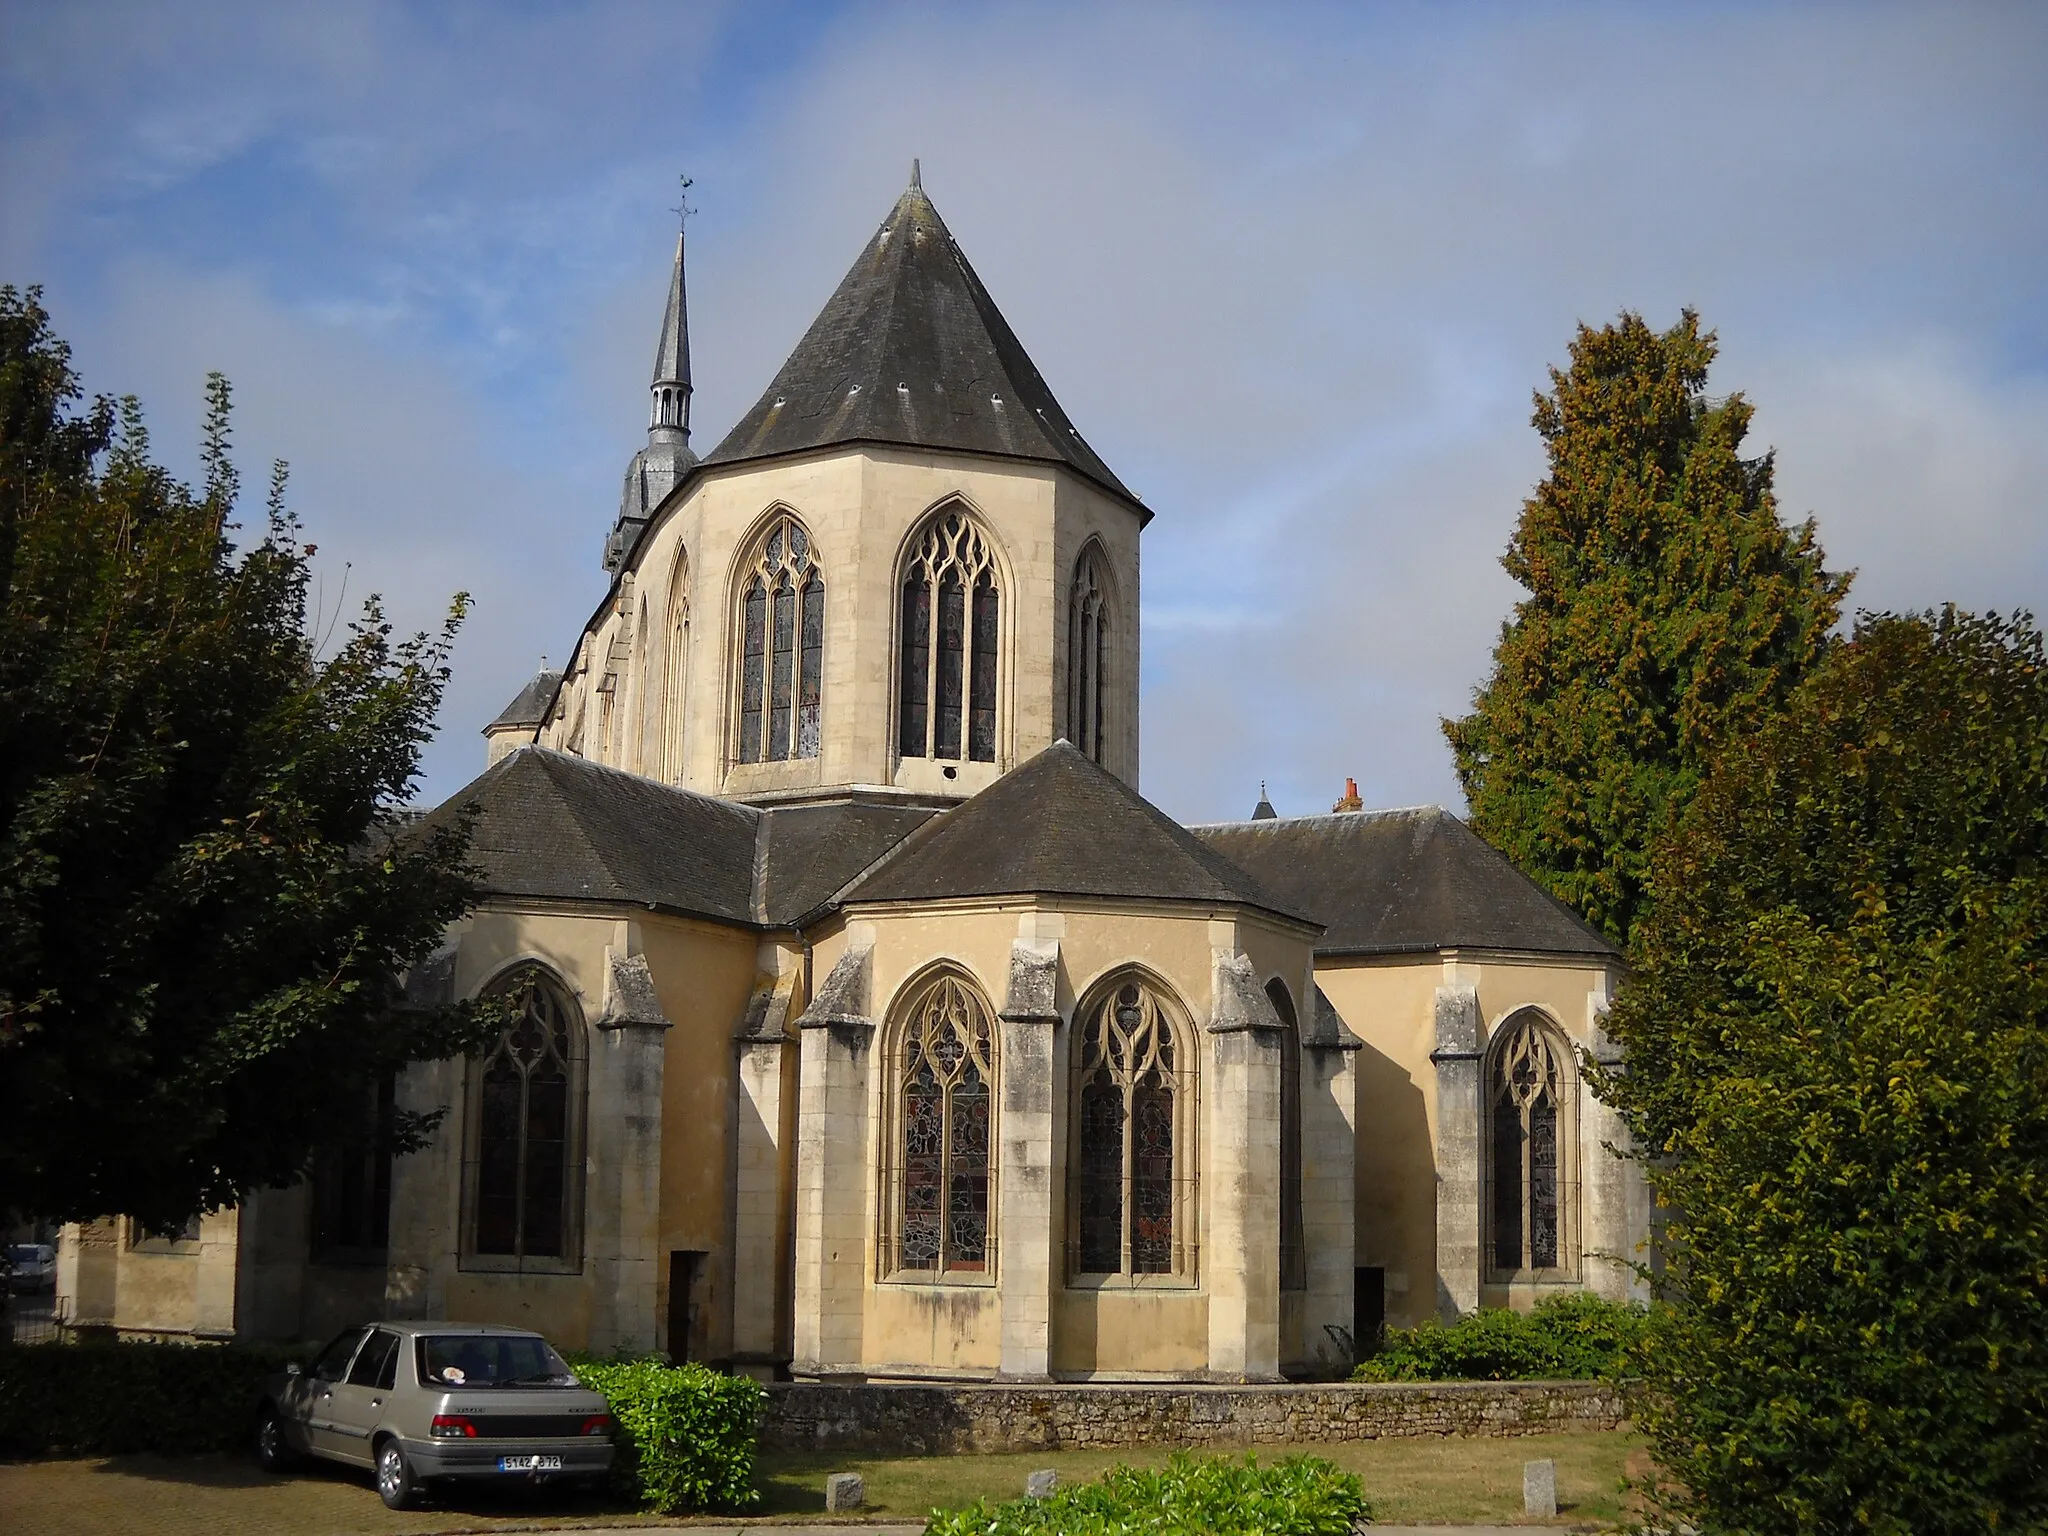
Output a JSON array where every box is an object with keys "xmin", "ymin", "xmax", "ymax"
[{"xmin": 4, "ymin": 0, "xmax": 2043, "ymax": 819}]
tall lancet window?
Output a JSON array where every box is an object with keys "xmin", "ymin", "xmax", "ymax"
[
  {"xmin": 1067, "ymin": 544, "xmax": 1113, "ymax": 763},
  {"xmin": 466, "ymin": 965, "xmax": 586, "ymax": 1268},
  {"xmin": 1072, "ymin": 977, "xmax": 1195, "ymax": 1280},
  {"xmin": 897, "ymin": 508, "xmax": 1000, "ymax": 763},
  {"xmin": 1488, "ymin": 1011, "xmax": 1577, "ymax": 1276},
  {"xmin": 661, "ymin": 548, "xmax": 689, "ymax": 782},
  {"xmin": 736, "ymin": 514, "xmax": 825, "ymax": 764},
  {"xmin": 886, "ymin": 971, "xmax": 998, "ymax": 1278}
]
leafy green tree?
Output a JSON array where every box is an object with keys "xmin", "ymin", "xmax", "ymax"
[
  {"xmin": 1597, "ymin": 608, "xmax": 2048, "ymax": 1535},
  {"xmin": 1444, "ymin": 309, "xmax": 1848, "ymax": 944},
  {"xmin": 0, "ymin": 285, "xmax": 493, "ymax": 1229}
]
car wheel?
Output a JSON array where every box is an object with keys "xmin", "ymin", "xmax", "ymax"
[
  {"xmin": 375, "ymin": 1439, "xmax": 422, "ymax": 1510},
  {"xmin": 254, "ymin": 1406, "xmax": 298, "ymax": 1472}
]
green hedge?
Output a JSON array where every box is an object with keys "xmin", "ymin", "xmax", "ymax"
[
  {"xmin": 0, "ymin": 1339, "xmax": 300, "ymax": 1457},
  {"xmin": 1352, "ymin": 1293, "xmax": 1649, "ymax": 1382},
  {"xmin": 924, "ymin": 1452, "xmax": 1369, "ymax": 1536},
  {"xmin": 568, "ymin": 1357, "xmax": 763, "ymax": 1514}
]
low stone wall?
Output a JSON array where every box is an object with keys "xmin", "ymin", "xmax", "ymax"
[{"xmin": 760, "ymin": 1379, "xmax": 1633, "ymax": 1455}]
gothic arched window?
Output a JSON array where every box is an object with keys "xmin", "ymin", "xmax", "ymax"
[
  {"xmin": 886, "ymin": 971, "xmax": 998, "ymax": 1278},
  {"xmin": 1487, "ymin": 1011, "xmax": 1576, "ymax": 1276},
  {"xmin": 1266, "ymin": 977, "xmax": 1306, "ymax": 1293},
  {"xmin": 1066, "ymin": 543, "xmax": 1113, "ymax": 763},
  {"xmin": 1072, "ymin": 977, "xmax": 1194, "ymax": 1279},
  {"xmin": 736, "ymin": 514, "xmax": 825, "ymax": 764},
  {"xmin": 898, "ymin": 508, "xmax": 1000, "ymax": 763},
  {"xmin": 661, "ymin": 548, "xmax": 690, "ymax": 782},
  {"xmin": 467, "ymin": 966, "xmax": 586, "ymax": 1268}
]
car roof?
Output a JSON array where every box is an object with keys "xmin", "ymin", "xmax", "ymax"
[{"xmin": 363, "ymin": 1321, "xmax": 549, "ymax": 1339}]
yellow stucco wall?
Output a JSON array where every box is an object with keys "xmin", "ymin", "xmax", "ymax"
[{"xmin": 1315, "ymin": 950, "xmax": 1618, "ymax": 1327}]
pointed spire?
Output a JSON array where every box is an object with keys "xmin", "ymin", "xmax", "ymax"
[
  {"xmin": 910, "ymin": 157, "xmax": 921, "ymax": 190},
  {"xmin": 649, "ymin": 222, "xmax": 692, "ymax": 445}
]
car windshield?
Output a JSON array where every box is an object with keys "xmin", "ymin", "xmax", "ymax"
[
  {"xmin": 416, "ymin": 1333, "xmax": 576, "ymax": 1388},
  {"xmin": 8, "ymin": 1246, "xmax": 45, "ymax": 1263}
]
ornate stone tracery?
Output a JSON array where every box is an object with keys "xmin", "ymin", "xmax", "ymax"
[
  {"xmin": 888, "ymin": 972, "xmax": 997, "ymax": 1277},
  {"xmin": 468, "ymin": 965, "xmax": 586, "ymax": 1266},
  {"xmin": 1072, "ymin": 977, "xmax": 1194, "ymax": 1278},
  {"xmin": 1487, "ymin": 1011, "xmax": 1575, "ymax": 1276},
  {"xmin": 898, "ymin": 508, "xmax": 1001, "ymax": 764},
  {"xmin": 737, "ymin": 513, "xmax": 825, "ymax": 764}
]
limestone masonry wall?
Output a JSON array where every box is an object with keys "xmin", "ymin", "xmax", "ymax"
[{"xmin": 759, "ymin": 1380, "xmax": 1633, "ymax": 1455}]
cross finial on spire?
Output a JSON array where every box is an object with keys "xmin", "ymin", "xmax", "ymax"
[
  {"xmin": 669, "ymin": 173, "xmax": 695, "ymax": 232},
  {"xmin": 910, "ymin": 158, "xmax": 921, "ymax": 190}
]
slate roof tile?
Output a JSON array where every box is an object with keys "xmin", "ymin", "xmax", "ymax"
[
  {"xmin": 702, "ymin": 178, "xmax": 1143, "ymax": 516},
  {"xmin": 844, "ymin": 742, "xmax": 1315, "ymax": 923},
  {"xmin": 1193, "ymin": 808, "xmax": 1619, "ymax": 959}
]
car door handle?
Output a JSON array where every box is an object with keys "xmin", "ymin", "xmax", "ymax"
[{"xmin": 370, "ymin": 1398, "xmax": 382, "ymax": 1407}]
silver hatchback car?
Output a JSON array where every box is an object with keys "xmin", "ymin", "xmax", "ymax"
[{"xmin": 255, "ymin": 1321, "xmax": 616, "ymax": 1509}]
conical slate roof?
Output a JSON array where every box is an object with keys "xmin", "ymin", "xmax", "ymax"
[
  {"xmin": 843, "ymin": 742, "xmax": 1313, "ymax": 922},
  {"xmin": 704, "ymin": 172, "xmax": 1141, "ymax": 513}
]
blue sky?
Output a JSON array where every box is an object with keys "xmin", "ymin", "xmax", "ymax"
[{"xmin": 4, "ymin": 1, "xmax": 2044, "ymax": 820}]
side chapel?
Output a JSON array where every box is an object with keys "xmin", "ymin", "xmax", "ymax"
[{"xmin": 57, "ymin": 169, "xmax": 1649, "ymax": 1381}]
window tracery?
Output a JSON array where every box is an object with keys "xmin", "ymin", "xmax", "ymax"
[
  {"xmin": 468, "ymin": 966, "xmax": 585, "ymax": 1265},
  {"xmin": 1072, "ymin": 978, "xmax": 1193, "ymax": 1278},
  {"xmin": 1066, "ymin": 544, "xmax": 1112, "ymax": 763},
  {"xmin": 736, "ymin": 514, "xmax": 825, "ymax": 764},
  {"xmin": 887, "ymin": 972, "xmax": 997, "ymax": 1277},
  {"xmin": 898, "ymin": 509, "xmax": 1000, "ymax": 763},
  {"xmin": 1487, "ymin": 1013, "xmax": 1574, "ymax": 1275}
]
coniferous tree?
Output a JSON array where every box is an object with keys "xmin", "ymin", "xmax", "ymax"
[
  {"xmin": 0, "ymin": 286, "xmax": 494, "ymax": 1228},
  {"xmin": 1444, "ymin": 310, "xmax": 1848, "ymax": 944}
]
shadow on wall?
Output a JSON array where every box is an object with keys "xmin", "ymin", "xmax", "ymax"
[{"xmin": 1350, "ymin": 1039, "xmax": 1432, "ymax": 1329}]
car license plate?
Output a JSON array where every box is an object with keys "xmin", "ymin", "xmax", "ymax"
[{"xmin": 498, "ymin": 1454, "xmax": 562, "ymax": 1472}]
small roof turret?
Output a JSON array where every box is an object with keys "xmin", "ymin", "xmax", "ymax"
[{"xmin": 482, "ymin": 664, "xmax": 564, "ymax": 766}]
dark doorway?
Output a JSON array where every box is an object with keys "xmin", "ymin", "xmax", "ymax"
[
  {"xmin": 1354, "ymin": 1267, "xmax": 1386, "ymax": 1360},
  {"xmin": 666, "ymin": 1251, "xmax": 709, "ymax": 1363}
]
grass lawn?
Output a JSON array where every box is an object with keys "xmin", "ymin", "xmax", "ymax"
[{"xmin": 756, "ymin": 1428, "xmax": 1646, "ymax": 1526}]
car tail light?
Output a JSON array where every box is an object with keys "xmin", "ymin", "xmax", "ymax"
[
  {"xmin": 430, "ymin": 1414, "xmax": 478, "ymax": 1438},
  {"xmin": 581, "ymin": 1414, "xmax": 614, "ymax": 1436}
]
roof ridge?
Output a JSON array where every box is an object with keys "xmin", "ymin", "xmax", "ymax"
[{"xmin": 1191, "ymin": 803, "xmax": 1451, "ymax": 830}]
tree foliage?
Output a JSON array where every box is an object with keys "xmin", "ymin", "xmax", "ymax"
[
  {"xmin": 1445, "ymin": 310, "xmax": 1848, "ymax": 944},
  {"xmin": 0, "ymin": 284, "xmax": 493, "ymax": 1228},
  {"xmin": 1596, "ymin": 608, "xmax": 2048, "ymax": 1534}
]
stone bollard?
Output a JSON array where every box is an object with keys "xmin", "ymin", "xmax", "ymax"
[
  {"xmin": 1025, "ymin": 1469, "xmax": 1058, "ymax": 1500},
  {"xmin": 1523, "ymin": 1458, "xmax": 1557, "ymax": 1519},
  {"xmin": 824, "ymin": 1472, "xmax": 866, "ymax": 1512}
]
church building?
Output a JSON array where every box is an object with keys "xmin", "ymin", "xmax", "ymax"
[{"xmin": 57, "ymin": 170, "xmax": 1647, "ymax": 1381}]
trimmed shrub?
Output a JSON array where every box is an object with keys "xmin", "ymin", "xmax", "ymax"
[
  {"xmin": 569, "ymin": 1356, "xmax": 763, "ymax": 1514},
  {"xmin": 0, "ymin": 1338, "xmax": 300, "ymax": 1456},
  {"xmin": 1352, "ymin": 1293, "xmax": 1648, "ymax": 1382},
  {"xmin": 925, "ymin": 1452, "xmax": 1368, "ymax": 1536}
]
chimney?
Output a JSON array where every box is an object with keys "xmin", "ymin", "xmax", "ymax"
[{"xmin": 1332, "ymin": 776, "xmax": 1363, "ymax": 813}]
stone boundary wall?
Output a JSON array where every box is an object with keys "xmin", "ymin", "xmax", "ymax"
[{"xmin": 760, "ymin": 1380, "xmax": 1633, "ymax": 1455}]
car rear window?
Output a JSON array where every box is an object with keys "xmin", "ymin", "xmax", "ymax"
[{"xmin": 415, "ymin": 1334, "xmax": 576, "ymax": 1388}]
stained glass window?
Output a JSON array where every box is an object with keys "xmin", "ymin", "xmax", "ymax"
[
  {"xmin": 899, "ymin": 577, "xmax": 931, "ymax": 757},
  {"xmin": 1072, "ymin": 979, "xmax": 1190, "ymax": 1278},
  {"xmin": 897, "ymin": 509, "xmax": 1001, "ymax": 763},
  {"xmin": 735, "ymin": 514, "xmax": 824, "ymax": 764},
  {"xmin": 1067, "ymin": 545, "xmax": 1113, "ymax": 762},
  {"xmin": 1488, "ymin": 1014, "xmax": 1571, "ymax": 1275},
  {"xmin": 891, "ymin": 973, "xmax": 997, "ymax": 1276},
  {"xmin": 471, "ymin": 967, "xmax": 583, "ymax": 1263}
]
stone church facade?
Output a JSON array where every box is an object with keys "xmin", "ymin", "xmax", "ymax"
[{"xmin": 58, "ymin": 171, "xmax": 1647, "ymax": 1381}]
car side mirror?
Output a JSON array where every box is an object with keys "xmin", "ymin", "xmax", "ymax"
[{"xmin": 285, "ymin": 1362, "xmax": 302, "ymax": 1376}]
